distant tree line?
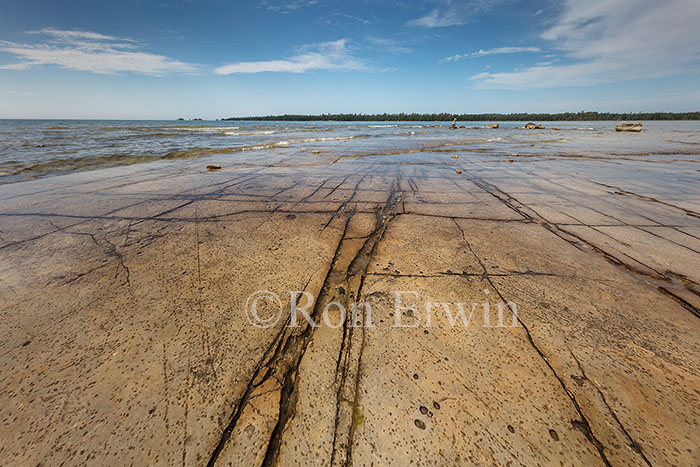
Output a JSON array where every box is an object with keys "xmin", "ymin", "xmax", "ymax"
[{"xmin": 222, "ymin": 111, "xmax": 700, "ymax": 121}]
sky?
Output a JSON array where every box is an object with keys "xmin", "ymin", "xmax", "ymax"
[{"xmin": 1, "ymin": 0, "xmax": 700, "ymax": 119}]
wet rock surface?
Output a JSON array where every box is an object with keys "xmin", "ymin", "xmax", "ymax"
[{"xmin": 0, "ymin": 141, "xmax": 699, "ymax": 466}]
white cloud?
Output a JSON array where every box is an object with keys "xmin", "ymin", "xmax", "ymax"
[
  {"xmin": 442, "ymin": 46, "xmax": 540, "ymax": 63},
  {"xmin": 214, "ymin": 39, "xmax": 366, "ymax": 74},
  {"xmin": 408, "ymin": 0, "xmax": 505, "ymax": 27},
  {"xmin": 0, "ymin": 28, "xmax": 196, "ymax": 75},
  {"xmin": 471, "ymin": 0, "xmax": 700, "ymax": 88}
]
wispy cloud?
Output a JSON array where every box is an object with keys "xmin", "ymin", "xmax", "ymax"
[
  {"xmin": 28, "ymin": 28, "xmax": 133, "ymax": 42},
  {"xmin": 408, "ymin": 0, "xmax": 505, "ymax": 27},
  {"xmin": 320, "ymin": 12, "xmax": 371, "ymax": 26},
  {"xmin": 0, "ymin": 28, "xmax": 196, "ymax": 75},
  {"xmin": 260, "ymin": 0, "xmax": 321, "ymax": 12},
  {"xmin": 471, "ymin": 0, "xmax": 700, "ymax": 88},
  {"xmin": 442, "ymin": 46, "xmax": 540, "ymax": 63},
  {"xmin": 214, "ymin": 39, "xmax": 366, "ymax": 74},
  {"xmin": 367, "ymin": 37, "xmax": 413, "ymax": 55}
]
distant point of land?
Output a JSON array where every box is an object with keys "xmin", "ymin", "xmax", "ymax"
[{"xmin": 222, "ymin": 111, "xmax": 700, "ymax": 121}]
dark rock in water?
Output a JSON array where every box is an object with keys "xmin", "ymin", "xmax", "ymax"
[
  {"xmin": 484, "ymin": 123, "xmax": 499, "ymax": 129},
  {"xmin": 522, "ymin": 122, "xmax": 545, "ymax": 130},
  {"xmin": 616, "ymin": 122, "xmax": 642, "ymax": 132},
  {"xmin": 206, "ymin": 165, "xmax": 222, "ymax": 171},
  {"xmin": 177, "ymin": 117, "xmax": 185, "ymax": 120}
]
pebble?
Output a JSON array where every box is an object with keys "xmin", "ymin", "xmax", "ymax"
[
  {"xmin": 414, "ymin": 419, "xmax": 426, "ymax": 430},
  {"xmin": 456, "ymin": 170, "xmax": 462, "ymax": 174}
]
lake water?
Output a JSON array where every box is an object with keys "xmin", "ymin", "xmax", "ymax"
[{"xmin": 1, "ymin": 119, "xmax": 699, "ymax": 184}]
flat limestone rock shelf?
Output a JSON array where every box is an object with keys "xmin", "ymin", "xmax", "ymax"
[{"xmin": 0, "ymin": 144, "xmax": 699, "ymax": 466}]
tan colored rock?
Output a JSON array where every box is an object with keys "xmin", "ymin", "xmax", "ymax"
[
  {"xmin": 0, "ymin": 135, "xmax": 698, "ymax": 466},
  {"xmin": 522, "ymin": 122, "xmax": 545, "ymax": 129},
  {"xmin": 615, "ymin": 122, "xmax": 642, "ymax": 132}
]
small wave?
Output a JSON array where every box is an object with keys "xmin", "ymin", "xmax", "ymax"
[
  {"xmin": 165, "ymin": 126, "xmax": 242, "ymax": 133},
  {"xmin": 300, "ymin": 135, "xmax": 363, "ymax": 142},
  {"xmin": 160, "ymin": 143, "xmax": 282, "ymax": 159},
  {"xmin": 368, "ymin": 124, "xmax": 398, "ymax": 128},
  {"xmin": 223, "ymin": 130, "xmax": 276, "ymax": 136}
]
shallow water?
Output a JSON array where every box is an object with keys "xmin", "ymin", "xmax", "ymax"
[{"xmin": 1, "ymin": 119, "xmax": 699, "ymax": 184}]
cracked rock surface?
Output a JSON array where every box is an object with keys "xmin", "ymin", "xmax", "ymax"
[{"xmin": 0, "ymin": 142, "xmax": 699, "ymax": 466}]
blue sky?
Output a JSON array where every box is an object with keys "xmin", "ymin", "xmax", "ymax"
[{"xmin": 1, "ymin": 0, "xmax": 699, "ymax": 119}]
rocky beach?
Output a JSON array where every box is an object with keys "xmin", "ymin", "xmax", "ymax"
[{"xmin": 0, "ymin": 121, "xmax": 699, "ymax": 465}]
